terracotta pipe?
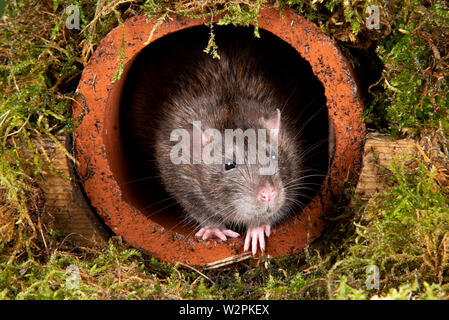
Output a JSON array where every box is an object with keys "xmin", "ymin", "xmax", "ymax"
[{"xmin": 73, "ymin": 7, "xmax": 365, "ymax": 265}]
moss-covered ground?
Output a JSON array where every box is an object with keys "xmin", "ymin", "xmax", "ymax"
[{"xmin": 0, "ymin": 0, "xmax": 448, "ymax": 300}]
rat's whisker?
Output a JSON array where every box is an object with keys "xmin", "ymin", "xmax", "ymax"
[{"xmin": 120, "ymin": 174, "xmax": 162, "ymax": 185}]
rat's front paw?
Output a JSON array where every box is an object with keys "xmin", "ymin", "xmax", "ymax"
[
  {"xmin": 244, "ymin": 224, "xmax": 271, "ymax": 255},
  {"xmin": 195, "ymin": 227, "xmax": 240, "ymax": 241}
]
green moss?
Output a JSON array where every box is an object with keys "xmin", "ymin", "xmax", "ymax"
[
  {"xmin": 140, "ymin": 0, "xmax": 265, "ymax": 59},
  {"xmin": 364, "ymin": 0, "xmax": 449, "ymax": 134},
  {"xmin": 323, "ymin": 153, "xmax": 449, "ymax": 299},
  {"xmin": 0, "ymin": 0, "xmax": 133, "ymax": 262}
]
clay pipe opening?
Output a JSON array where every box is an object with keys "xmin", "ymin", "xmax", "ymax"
[{"xmin": 115, "ymin": 25, "xmax": 329, "ymax": 236}]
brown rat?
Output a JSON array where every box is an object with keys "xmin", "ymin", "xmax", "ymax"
[{"xmin": 122, "ymin": 26, "xmax": 328, "ymax": 255}]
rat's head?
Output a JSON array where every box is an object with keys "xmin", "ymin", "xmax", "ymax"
[{"xmin": 193, "ymin": 108, "xmax": 304, "ymax": 228}]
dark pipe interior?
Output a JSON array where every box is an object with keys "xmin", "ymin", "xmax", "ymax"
[{"xmin": 118, "ymin": 25, "xmax": 329, "ymax": 235}]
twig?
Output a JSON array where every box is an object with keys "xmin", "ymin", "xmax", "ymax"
[
  {"xmin": 203, "ymin": 252, "xmax": 252, "ymax": 270},
  {"xmin": 177, "ymin": 262, "xmax": 216, "ymax": 285}
]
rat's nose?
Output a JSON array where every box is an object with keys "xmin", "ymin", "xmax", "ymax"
[{"xmin": 258, "ymin": 187, "xmax": 276, "ymax": 202}]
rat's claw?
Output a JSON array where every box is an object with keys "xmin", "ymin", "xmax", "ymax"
[
  {"xmin": 222, "ymin": 229, "xmax": 240, "ymax": 238},
  {"xmin": 195, "ymin": 228, "xmax": 240, "ymax": 241},
  {"xmin": 244, "ymin": 224, "xmax": 271, "ymax": 255},
  {"xmin": 264, "ymin": 224, "xmax": 271, "ymax": 237}
]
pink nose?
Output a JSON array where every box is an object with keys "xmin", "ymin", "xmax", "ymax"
[{"xmin": 258, "ymin": 187, "xmax": 276, "ymax": 202}]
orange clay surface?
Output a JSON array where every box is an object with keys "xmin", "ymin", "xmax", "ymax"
[{"xmin": 73, "ymin": 7, "xmax": 366, "ymax": 265}]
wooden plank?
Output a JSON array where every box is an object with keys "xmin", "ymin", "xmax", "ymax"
[
  {"xmin": 355, "ymin": 133, "xmax": 417, "ymax": 200},
  {"xmin": 37, "ymin": 136, "xmax": 109, "ymax": 246}
]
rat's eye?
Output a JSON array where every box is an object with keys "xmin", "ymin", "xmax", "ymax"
[{"xmin": 224, "ymin": 159, "xmax": 237, "ymax": 172}]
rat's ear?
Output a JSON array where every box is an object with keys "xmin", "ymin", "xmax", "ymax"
[
  {"xmin": 191, "ymin": 121, "xmax": 213, "ymax": 149},
  {"xmin": 190, "ymin": 122, "xmax": 219, "ymax": 164},
  {"xmin": 261, "ymin": 109, "xmax": 282, "ymax": 143},
  {"xmin": 261, "ymin": 109, "xmax": 282, "ymax": 144},
  {"xmin": 262, "ymin": 108, "xmax": 281, "ymax": 131}
]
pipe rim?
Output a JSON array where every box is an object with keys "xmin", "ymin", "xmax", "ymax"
[{"xmin": 73, "ymin": 7, "xmax": 366, "ymax": 265}]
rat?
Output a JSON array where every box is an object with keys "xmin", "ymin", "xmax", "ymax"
[{"xmin": 122, "ymin": 26, "xmax": 325, "ymax": 255}]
